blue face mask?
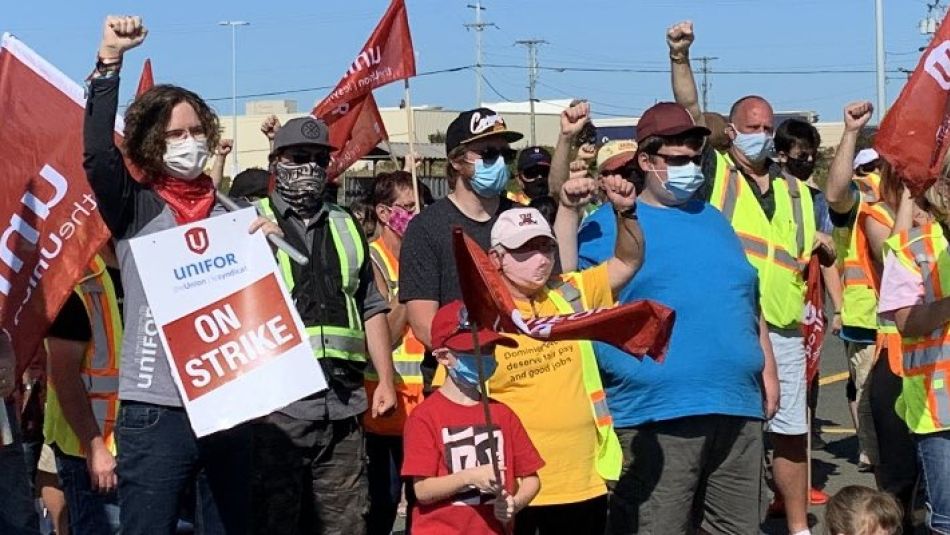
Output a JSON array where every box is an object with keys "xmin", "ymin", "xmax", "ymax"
[
  {"xmin": 733, "ymin": 130, "xmax": 774, "ymax": 163},
  {"xmin": 664, "ymin": 163, "xmax": 705, "ymax": 203},
  {"xmin": 470, "ymin": 157, "xmax": 511, "ymax": 198},
  {"xmin": 448, "ymin": 353, "xmax": 498, "ymax": 394}
]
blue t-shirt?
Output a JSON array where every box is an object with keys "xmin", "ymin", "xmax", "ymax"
[{"xmin": 577, "ymin": 201, "xmax": 766, "ymax": 427}]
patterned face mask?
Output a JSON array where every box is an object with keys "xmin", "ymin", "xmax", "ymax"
[{"xmin": 274, "ymin": 162, "xmax": 327, "ymax": 218}]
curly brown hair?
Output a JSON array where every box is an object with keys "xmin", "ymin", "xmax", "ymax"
[{"xmin": 123, "ymin": 84, "xmax": 220, "ymax": 180}]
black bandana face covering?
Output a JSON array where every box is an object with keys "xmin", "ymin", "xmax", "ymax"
[{"xmin": 274, "ymin": 162, "xmax": 327, "ymax": 218}]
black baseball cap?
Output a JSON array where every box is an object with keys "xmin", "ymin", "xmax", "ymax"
[
  {"xmin": 445, "ymin": 108, "xmax": 523, "ymax": 155},
  {"xmin": 270, "ymin": 116, "xmax": 336, "ymax": 156},
  {"xmin": 517, "ymin": 146, "xmax": 552, "ymax": 171}
]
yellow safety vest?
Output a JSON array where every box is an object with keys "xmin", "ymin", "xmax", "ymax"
[
  {"xmin": 887, "ymin": 223, "xmax": 950, "ymax": 434},
  {"xmin": 545, "ymin": 279, "xmax": 623, "ymax": 481},
  {"xmin": 364, "ymin": 239, "xmax": 425, "ymax": 436},
  {"xmin": 506, "ymin": 190, "xmax": 531, "ymax": 206},
  {"xmin": 710, "ymin": 152, "xmax": 815, "ymax": 328},
  {"xmin": 841, "ymin": 202, "xmax": 895, "ymax": 330},
  {"xmin": 257, "ymin": 198, "xmax": 368, "ymax": 364},
  {"xmin": 832, "ymin": 173, "xmax": 883, "ymax": 265},
  {"xmin": 44, "ymin": 255, "xmax": 123, "ymax": 457}
]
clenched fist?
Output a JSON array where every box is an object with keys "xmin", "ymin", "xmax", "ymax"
[
  {"xmin": 99, "ymin": 16, "xmax": 147, "ymax": 61},
  {"xmin": 667, "ymin": 21, "xmax": 694, "ymax": 57},
  {"xmin": 844, "ymin": 101, "xmax": 874, "ymax": 133},
  {"xmin": 559, "ymin": 176, "xmax": 598, "ymax": 209},
  {"xmin": 561, "ymin": 100, "xmax": 591, "ymax": 138},
  {"xmin": 603, "ymin": 174, "xmax": 637, "ymax": 211},
  {"xmin": 261, "ymin": 114, "xmax": 281, "ymax": 141}
]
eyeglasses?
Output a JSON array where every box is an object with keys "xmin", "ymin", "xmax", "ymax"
[
  {"xmin": 474, "ymin": 146, "xmax": 517, "ymax": 163},
  {"xmin": 651, "ymin": 152, "xmax": 703, "ymax": 167},
  {"xmin": 164, "ymin": 127, "xmax": 206, "ymax": 141},
  {"xmin": 283, "ymin": 149, "xmax": 331, "ymax": 168}
]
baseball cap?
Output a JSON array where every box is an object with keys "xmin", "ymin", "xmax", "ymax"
[
  {"xmin": 430, "ymin": 300, "xmax": 517, "ymax": 352},
  {"xmin": 635, "ymin": 102, "xmax": 710, "ymax": 144},
  {"xmin": 270, "ymin": 116, "xmax": 336, "ymax": 156},
  {"xmin": 517, "ymin": 146, "xmax": 552, "ymax": 171},
  {"xmin": 228, "ymin": 168, "xmax": 271, "ymax": 201},
  {"xmin": 445, "ymin": 108, "xmax": 524, "ymax": 155},
  {"xmin": 597, "ymin": 140, "xmax": 639, "ymax": 173},
  {"xmin": 853, "ymin": 148, "xmax": 880, "ymax": 170},
  {"xmin": 490, "ymin": 207, "xmax": 555, "ymax": 249}
]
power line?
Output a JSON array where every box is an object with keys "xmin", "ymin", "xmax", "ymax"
[{"xmin": 478, "ymin": 72, "xmax": 514, "ymax": 102}]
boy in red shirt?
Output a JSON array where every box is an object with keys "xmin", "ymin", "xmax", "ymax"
[{"xmin": 402, "ymin": 300, "xmax": 543, "ymax": 534}]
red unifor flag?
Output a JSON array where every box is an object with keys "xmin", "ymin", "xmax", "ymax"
[
  {"xmin": 802, "ymin": 256, "xmax": 825, "ymax": 385},
  {"xmin": 452, "ymin": 228, "xmax": 676, "ymax": 361},
  {"xmin": 324, "ymin": 92, "xmax": 388, "ymax": 181},
  {"xmin": 0, "ymin": 34, "xmax": 111, "ymax": 374},
  {"xmin": 877, "ymin": 11, "xmax": 950, "ymax": 195},
  {"xmin": 311, "ymin": 0, "xmax": 416, "ymax": 120},
  {"xmin": 136, "ymin": 58, "xmax": 154, "ymax": 96}
]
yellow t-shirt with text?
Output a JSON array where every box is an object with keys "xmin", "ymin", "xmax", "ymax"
[{"xmin": 487, "ymin": 263, "xmax": 614, "ymax": 506}]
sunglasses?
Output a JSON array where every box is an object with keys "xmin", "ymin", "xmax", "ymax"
[
  {"xmin": 284, "ymin": 149, "xmax": 331, "ymax": 167},
  {"xmin": 651, "ymin": 152, "xmax": 703, "ymax": 167},
  {"xmin": 605, "ymin": 165, "xmax": 639, "ymax": 180},
  {"xmin": 474, "ymin": 146, "xmax": 517, "ymax": 163},
  {"xmin": 522, "ymin": 166, "xmax": 550, "ymax": 179}
]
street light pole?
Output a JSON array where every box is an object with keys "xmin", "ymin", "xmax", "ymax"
[
  {"xmin": 219, "ymin": 20, "xmax": 249, "ymax": 177},
  {"xmin": 874, "ymin": 0, "xmax": 886, "ymax": 120}
]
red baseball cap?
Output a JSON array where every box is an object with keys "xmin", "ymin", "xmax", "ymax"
[
  {"xmin": 430, "ymin": 300, "xmax": 517, "ymax": 353},
  {"xmin": 636, "ymin": 102, "xmax": 710, "ymax": 144}
]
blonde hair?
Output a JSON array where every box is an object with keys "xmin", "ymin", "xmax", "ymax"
[{"xmin": 825, "ymin": 486, "xmax": 902, "ymax": 535}]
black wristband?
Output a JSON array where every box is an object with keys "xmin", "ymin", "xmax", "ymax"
[{"xmin": 614, "ymin": 205, "xmax": 638, "ymax": 220}]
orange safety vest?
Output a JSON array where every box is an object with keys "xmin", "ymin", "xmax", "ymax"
[
  {"xmin": 364, "ymin": 239, "xmax": 425, "ymax": 436},
  {"xmin": 44, "ymin": 255, "xmax": 122, "ymax": 457},
  {"xmin": 841, "ymin": 201, "xmax": 895, "ymax": 331}
]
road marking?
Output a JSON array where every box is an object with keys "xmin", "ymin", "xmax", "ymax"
[
  {"xmin": 820, "ymin": 427, "xmax": 856, "ymax": 434},
  {"xmin": 818, "ymin": 371, "xmax": 849, "ymax": 386}
]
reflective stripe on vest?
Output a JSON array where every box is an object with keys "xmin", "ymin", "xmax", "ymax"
[
  {"xmin": 257, "ymin": 198, "xmax": 368, "ymax": 364},
  {"xmin": 364, "ymin": 239, "xmax": 425, "ymax": 385},
  {"xmin": 710, "ymin": 152, "xmax": 815, "ymax": 328},
  {"xmin": 44, "ymin": 255, "xmax": 122, "ymax": 457},
  {"xmin": 841, "ymin": 202, "xmax": 895, "ymax": 330},
  {"xmin": 887, "ymin": 223, "xmax": 950, "ymax": 433},
  {"xmin": 546, "ymin": 278, "xmax": 623, "ymax": 481}
]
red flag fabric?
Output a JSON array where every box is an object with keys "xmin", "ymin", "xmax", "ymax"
[
  {"xmin": 452, "ymin": 228, "xmax": 675, "ymax": 361},
  {"xmin": 0, "ymin": 34, "xmax": 111, "ymax": 374},
  {"xmin": 311, "ymin": 0, "xmax": 415, "ymax": 120},
  {"xmin": 876, "ymin": 12, "xmax": 950, "ymax": 195},
  {"xmin": 136, "ymin": 58, "xmax": 154, "ymax": 96},
  {"xmin": 324, "ymin": 93, "xmax": 388, "ymax": 181},
  {"xmin": 802, "ymin": 256, "xmax": 825, "ymax": 385}
]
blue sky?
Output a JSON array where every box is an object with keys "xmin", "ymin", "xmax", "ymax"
[{"xmin": 2, "ymin": 0, "xmax": 935, "ymax": 123}]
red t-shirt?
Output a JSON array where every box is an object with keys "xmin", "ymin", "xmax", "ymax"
[{"xmin": 402, "ymin": 390, "xmax": 544, "ymax": 535}]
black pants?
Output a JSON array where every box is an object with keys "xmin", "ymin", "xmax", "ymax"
[
  {"xmin": 366, "ymin": 433, "xmax": 408, "ymax": 535},
  {"xmin": 251, "ymin": 414, "xmax": 368, "ymax": 535},
  {"xmin": 869, "ymin": 352, "xmax": 919, "ymax": 535},
  {"xmin": 514, "ymin": 495, "xmax": 608, "ymax": 535}
]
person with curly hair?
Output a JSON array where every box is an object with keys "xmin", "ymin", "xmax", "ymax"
[{"xmin": 83, "ymin": 15, "xmax": 280, "ymax": 535}]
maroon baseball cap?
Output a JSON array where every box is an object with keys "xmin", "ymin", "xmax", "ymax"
[
  {"xmin": 430, "ymin": 300, "xmax": 517, "ymax": 353},
  {"xmin": 636, "ymin": 102, "xmax": 710, "ymax": 144}
]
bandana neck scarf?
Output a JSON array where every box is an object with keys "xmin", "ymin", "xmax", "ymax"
[{"xmin": 151, "ymin": 174, "xmax": 216, "ymax": 225}]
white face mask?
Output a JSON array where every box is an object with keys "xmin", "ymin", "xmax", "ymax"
[{"xmin": 163, "ymin": 136, "xmax": 209, "ymax": 180}]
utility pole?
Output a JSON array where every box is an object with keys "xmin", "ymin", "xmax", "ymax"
[
  {"xmin": 516, "ymin": 39, "xmax": 546, "ymax": 146},
  {"xmin": 874, "ymin": 0, "xmax": 886, "ymax": 120},
  {"xmin": 695, "ymin": 56, "xmax": 718, "ymax": 112},
  {"xmin": 219, "ymin": 20, "xmax": 249, "ymax": 177},
  {"xmin": 465, "ymin": 1, "xmax": 495, "ymax": 107}
]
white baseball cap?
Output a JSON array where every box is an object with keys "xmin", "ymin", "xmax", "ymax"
[
  {"xmin": 491, "ymin": 207, "xmax": 555, "ymax": 249},
  {"xmin": 853, "ymin": 148, "xmax": 880, "ymax": 170}
]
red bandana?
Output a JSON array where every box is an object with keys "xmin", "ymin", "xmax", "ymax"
[{"xmin": 151, "ymin": 175, "xmax": 216, "ymax": 225}]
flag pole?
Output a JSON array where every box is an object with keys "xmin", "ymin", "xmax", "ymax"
[
  {"xmin": 469, "ymin": 319, "xmax": 511, "ymax": 535},
  {"xmin": 404, "ymin": 79, "xmax": 421, "ymax": 213},
  {"xmin": 383, "ymin": 138, "xmax": 400, "ymax": 167}
]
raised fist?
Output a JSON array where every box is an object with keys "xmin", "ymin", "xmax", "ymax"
[
  {"xmin": 559, "ymin": 176, "xmax": 598, "ymax": 208},
  {"xmin": 99, "ymin": 16, "xmax": 147, "ymax": 60},
  {"xmin": 561, "ymin": 100, "xmax": 591, "ymax": 137},
  {"xmin": 215, "ymin": 139, "xmax": 233, "ymax": 157},
  {"xmin": 666, "ymin": 21, "xmax": 694, "ymax": 56},
  {"xmin": 843, "ymin": 101, "xmax": 874, "ymax": 133},
  {"xmin": 261, "ymin": 115, "xmax": 281, "ymax": 141},
  {"xmin": 603, "ymin": 174, "xmax": 637, "ymax": 211}
]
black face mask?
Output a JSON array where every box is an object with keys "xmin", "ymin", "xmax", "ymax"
[
  {"xmin": 785, "ymin": 156, "xmax": 816, "ymax": 180},
  {"xmin": 522, "ymin": 178, "xmax": 550, "ymax": 199}
]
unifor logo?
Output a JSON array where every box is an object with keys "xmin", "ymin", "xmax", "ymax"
[
  {"xmin": 925, "ymin": 41, "xmax": 950, "ymax": 90},
  {"xmin": 185, "ymin": 227, "xmax": 209, "ymax": 255}
]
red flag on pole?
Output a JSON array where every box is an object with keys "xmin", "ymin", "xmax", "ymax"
[
  {"xmin": 324, "ymin": 93, "xmax": 388, "ymax": 182},
  {"xmin": 876, "ymin": 11, "xmax": 950, "ymax": 195},
  {"xmin": 312, "ymin": 0, "xmax": 415, "ymax": 120},
  {"xmin": 136, "ymin": 58, "xmax": 154, "ymax": 96},
  {"xmin": 0, "ymin": 34, "xmax": 111, "ymax": 374},
  {"xmin": 802, "ymin": 256, "xmax": 826, "ymax": 385},
  {"xmin": 452, "ymin": 228, "xmax": 675, "ymax": 360}
]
